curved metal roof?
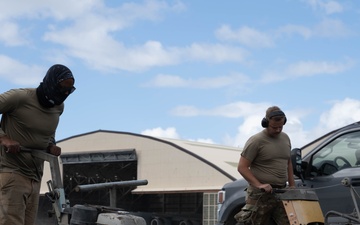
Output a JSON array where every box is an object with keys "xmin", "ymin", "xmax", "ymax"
[{"xmin": 41, "ymin": 130, "xmax": 243, "ymax": 194}]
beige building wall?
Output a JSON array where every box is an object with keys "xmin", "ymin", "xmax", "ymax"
[{"xmin": 40, "ymin": 130, "xmax": 243, "ymax": 194}]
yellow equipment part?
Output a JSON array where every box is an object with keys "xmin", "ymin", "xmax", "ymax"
[{"xmin": 282, "ymin": 200, "xmax": 324, "ymax": 225}]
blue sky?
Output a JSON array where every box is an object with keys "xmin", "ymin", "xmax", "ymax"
[{"xmin": 0, "ymin": 0, "xmax": 360, "ymax": 149}]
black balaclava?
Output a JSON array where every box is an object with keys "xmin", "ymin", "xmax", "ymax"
[{"xmin": 36, "ymin": 64, "xmax": 75, "ymax": 108}]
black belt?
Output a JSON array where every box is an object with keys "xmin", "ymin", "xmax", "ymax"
[{"xmin": 271, "ymin": 184, "xmax": 286, "ymax": 188}]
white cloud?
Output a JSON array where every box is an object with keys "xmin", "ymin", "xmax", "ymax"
[
  {"xmin": 0, "ymin": 0, "xmax": 192, "ymax": 72},
  {"xmin": 313, "ymin": 18, "xmax": 352, "ymax": 38},
  {"xmin": 169, "ymin": 101, "xmax": 309, "ymax": 147},
  {"xmin": 226, "ymin": 98, "xmax": 360, "ymax": 148},
  {"xmin": 0, "ymin": 0, "xmax": 174, "ymax": 22},
  {"xmin": 185, "ymin": 43, "xmax": 248, "ymax": 63},
  {"xmin": 304, "ymin": 0, "xmax": 344, "ymax": 15},
  {"xmin": 215, "ymin": 17, "xmax": 350, "ymax": 51},
  {"xmin": 141, "ymin": 127, "xmax": 180, "ymax": 139},
  {"xmin": 276, "ymin": 24, "xmax": 312, "ymax": 39},
  {"xmin": 0, "ymin": 21, "xmax": 29, "ymax": 46},
  {"xmin": 169, "ymin": 99, "xmax": 360, "ymax": 149},
  {"xmin": 322, "ymin": 1, "xmax": 343, "ymax": 14},
  {"xmin": 170, "ymin": 106, "xmax": 200, "ymax": 117},
  {"xmin": 0, "ymin": 0, "xmax": 352, "ymax": 78},
  {"xmin": 0, "ymin": 55, "xmax": 44, "ymax": 85},
  {"xmin": 144, "ymin": 73, "xmax": 250, "ymax": 88},
  {"xmin": 215, "ymin": 25, "xmax": 274, "ymax": 48},
  {"xmin": 319, "ymin": 98, "xmax": 360, "ymax": 130},
  {"xmin": 0, "ymin": 0, "xmax": 358, "ymax": 152},
  {"xmin": 37, "ymin": 1, "xmax": 248, "ymax": 72},
  {"xmin": 223, "ymin": 107, "xmax": 305, "ymax": 148},
  {"xmin": 261, "ymin": 59, "xmax": 354, "ymax": 83},
  {"xmin": 171, "ymin": 101, "xmax": 270, "ymax": 118},
  {"xmin": 145, "ymin": 74, "xmax": 188, "ymax": 87},
  {"xmin": 275, "ymin": 18, "xmax": 351, "ymax": 40},
  {"xmin": 44, "ymin": 29, "xmax": 248, "ymax": 72},
  {"xmin": 285, "ymin": 60, "xmax": 353, "ymax": 77},
  {"xmin": 141, "ymin": 127, "xmax": 215, "ymax": 144},
  {"xmin": 188, "ymin": 138, "xmax": 215, "ymax": 144}
]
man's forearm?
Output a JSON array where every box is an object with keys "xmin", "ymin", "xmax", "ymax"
[{"xmin": 239, "ymin": 167, "xmax": 262, "ymax": 188}]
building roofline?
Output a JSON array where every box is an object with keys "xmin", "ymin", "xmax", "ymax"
[{"xmin": 58, "ymin": 129, "xmax": 237, "ymax": 181}]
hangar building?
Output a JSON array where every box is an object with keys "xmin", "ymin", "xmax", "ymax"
[{"xmin": 39, "ymin": 130, "xmax": 243, "ymax": 225}]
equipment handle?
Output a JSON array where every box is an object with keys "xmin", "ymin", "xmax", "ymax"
[{"xmin": 19, "ymin": 147, "xmax": 63, "ymax": 189}]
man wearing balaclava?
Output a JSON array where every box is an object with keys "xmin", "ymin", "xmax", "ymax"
[{"xmin": 0, "ymin": 64, "xmax": 75, "ymax": 225}]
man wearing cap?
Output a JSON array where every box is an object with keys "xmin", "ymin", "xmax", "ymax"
[
  {"xmin": 0, "ymin": 64, "xmax": 76, "ymax": 225},
  {"xmin": 235, "ymin": 106, "xmax": 295, "ymax": 225}
]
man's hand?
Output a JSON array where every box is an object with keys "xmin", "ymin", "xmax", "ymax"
[
  {"xmin": 258, "ymin": 184, "xmax": 273, "ymax": 193},
  {"xmin": 47, "ymin": 145, "xmax": 61, "ymax": 156},
  {"xmin": 0, "ymin": 136, "xmax": 20, "ymax": 153}
]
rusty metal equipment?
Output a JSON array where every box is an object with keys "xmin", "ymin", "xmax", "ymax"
[{"xmin": 277, "ymin": 189, "xmax": 324, "ymax": 225}]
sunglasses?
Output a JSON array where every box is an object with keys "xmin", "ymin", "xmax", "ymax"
[{"xmin": 58, "ymin": 86, "xmax": 76, "ymax": 94}]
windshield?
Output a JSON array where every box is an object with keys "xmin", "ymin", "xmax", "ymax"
[
  {"xmin": 301, "ymin": 132, "xmax": 335, "ymax": 157},
  {"xmin": 310, "ymin": 131, "xmax": 360, "ymax": 176}
]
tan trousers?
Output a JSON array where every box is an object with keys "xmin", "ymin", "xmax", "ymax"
[{"xmin": 0, "ymin": 172, "xmax": 40, "ymax": 225}]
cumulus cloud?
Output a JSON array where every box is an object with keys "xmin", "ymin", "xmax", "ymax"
[
  {"xmin": 215, "ymin": 16, "xmax": 350, "ymax": 51},
  {"xmin": 260, "ymin": 59, "xmax": 354, "ymax": 83},
  {"xmin": 141, "ymin": 127, "xmax": 180, "ymax": 139},
  {"xmin": 168, "ymin": 99, "xmax": 360, "ymax": 149},
  {"xmin": 285, "ymin": 60, "xmax": 353, "ymax": 77},
  {"xmin": 276, "ymin": 25, "xmax": 312, "ymax": 39},
  {"xmin": 229, "ymin": 98, "xmax": 360, "ymax": 148},
  {"xmin": 215, "ymin": 25, "xmax": 274, "ymax": 48},
  {"xmin": 44, "ymin": 31, "xmax": 248, "ymax": 72},
  {"xmin": 304, "ymin": 0, "xmax": 344, "ymax": 15},
  {"xmin": 184, "ymin": 43, "xmax": 248, "ymax": 63},
  {"xmin": 274, "ymin": 18, "xmax": 351, "ymax": 39},
  {"xmin": 0, "ymin": 55, "xmax": 44, "ymax": 85},
  {"xmin": 141, "ymin": 126, "xmax": 215, "ymax": 144},
  {"xmin": 0, "ymin": 0, "xmax": 350, "ymax": 79},
  {"xmin": 319, "ymin": 98, "xmax": 360, "ymax": 130},
  {"xmin": 0, "ymin": 21, "xmax": 29, "ymax": 46},
  {"xmin": 0, "ymin": 0, "xmax": 358, "ymax": 152},
  {"xmin": 144, "ymin": 73, "xmax": 250, "ymax": 89},
  {"xmin": 171, "ymin": 101, "xmax": 270, "ymax": 118},
  {"xmin": 0, "ymin": 1, "xmax": 101, "ymax": 20},
  {"xmin": 35, "ymin": 1, "xmax": 245, "ymax": 72},
  {"xmin": 313, "ymin": 18, "xmax": 352, "ymax": 38},
  {"xmin": 227, "ymin": 109, "xmax": 311, "ymax": 148},
  {"xmin": 0, "ymin": 0, "xmax": 193, "ymax": 73}
]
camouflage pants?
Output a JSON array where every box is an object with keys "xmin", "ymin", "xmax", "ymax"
[{"xmin": 234, "ymin": 186, "xmax": 290, "ymax": 225}]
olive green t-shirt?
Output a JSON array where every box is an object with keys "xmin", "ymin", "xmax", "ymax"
[
  {"xmin": 241, "ymin": 130, "xmax": 291, "ymax": 186},
  {"xmin": 0, "ymin": 88, "xmax": 63, "ymax": 181}
]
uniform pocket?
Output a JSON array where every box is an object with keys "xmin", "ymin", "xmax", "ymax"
[{"xmin": 234, "ymin": 204, "xmax": 258, "ymax": 223}]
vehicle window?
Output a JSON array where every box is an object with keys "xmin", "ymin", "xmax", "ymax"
[{"xmin": 311, "ymin": 131, "xmax": 360, "ymax": 176}]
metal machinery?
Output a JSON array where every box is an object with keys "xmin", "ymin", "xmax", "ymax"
[
  {"xmin": 277, "ymin": 189, "xmax": 324, "ymax": 225},
  {"xmin": 28, "ymin": 150, "xmax": 148, "ymax": 225},
  {"xmin": 325, "ymin": 177, "xmax": 360, "ymax": 225}
]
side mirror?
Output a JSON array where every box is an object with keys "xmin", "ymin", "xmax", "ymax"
[{"xmin": 290, "ymin": 148, "xmax": 302, "ymax": 178}]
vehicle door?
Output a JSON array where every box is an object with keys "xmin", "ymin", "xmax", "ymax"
[{"xmin": 301, "ymin": 131, "xmax": 360, "ymax": 215}]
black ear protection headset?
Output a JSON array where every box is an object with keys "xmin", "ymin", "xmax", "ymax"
[{"xmin": 261, "ymin": 110, "xmax": 287, "ymax": 128}]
